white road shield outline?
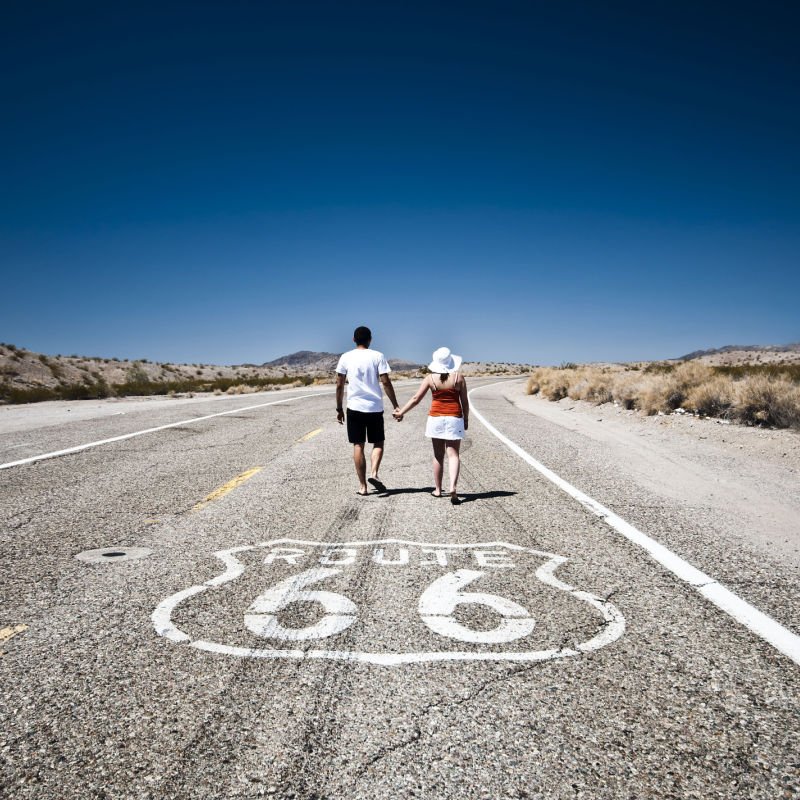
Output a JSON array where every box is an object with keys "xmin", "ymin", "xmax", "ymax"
[{"xmin": 152, "ymin": 538, "xmax": 626, "ymax": 666}]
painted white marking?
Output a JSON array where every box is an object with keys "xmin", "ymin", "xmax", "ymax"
[
  {"xmin": 0, "ymin": 391, "xmax": 329, "ymax": 471},
  {"xmin": 469, "ymin": 381, "xmax": 800, "ymax": 667},
  {"xmin": 245, "ymin": 567, "xmax": 357, "ymax": 641},
  {"xmin": 373, "ymin": 547, "xmax": 410, "ymax": 565},
  {"xmin": 151, "ymin": 538, "xmax": 626, "ymax": 666},
  {"xmin": 264, "ymin": 547, "xmax": 306, "ymax": 565},
  {"xmin": 474, "ymin": 549, "xmax": 514, "ymax": 569},
  {"xmin": 419, "ymin": 569, "xmax": 536, "ymax": 644},
  {"xmin": 420, "ymin": 548, "xmax": 451, "ymax": 567},
  {"xmin": 319, "ymin": 548, "xmax": 357, "ymax": 566},
  {"xmin": 151, "ymin": 546, "xmax": 251, "ymax": 642}
]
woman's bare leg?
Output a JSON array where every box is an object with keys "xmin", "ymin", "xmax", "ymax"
[
  {"xmin": 447, "ymin": 440, "xmax": 461, "ymax": 495},
  {"xmin": 431, "ymin": 438, "xmax": 445, "ymax": 496}
]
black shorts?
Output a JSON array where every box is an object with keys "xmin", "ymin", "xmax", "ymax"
[{"xmin": 346, "ymin": 409, "xmax": 385, "ymax": 444}]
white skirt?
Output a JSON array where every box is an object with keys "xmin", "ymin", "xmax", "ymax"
[{"xmin": 425, "ymin": 415, "xmax": 465, "ymax": 440}]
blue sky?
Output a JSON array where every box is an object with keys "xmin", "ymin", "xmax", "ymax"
[{"xmin": 2, "ymin": 1, "xmax": 798, "ymax": 365}]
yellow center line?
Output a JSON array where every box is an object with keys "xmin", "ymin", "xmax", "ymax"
[
  {"xmin": 298, "ymin": 427, "xmax": 323, "ymax": 442},
  {"xmin": 192, "ymin": 467, "xmax": 263, "ymax": 512},
  {"xmin": 0, "ymin": 624, "xmax": 28, "ymax": 654}
]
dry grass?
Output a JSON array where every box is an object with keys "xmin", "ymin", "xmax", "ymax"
[
  {"xmin": 525, "ymin": 364, "xmax": 800, "ymax": 429},
  {"xmin": 736, "ymin": 375, "xmax": 800, "ymax": 428},
  {"xmin": 226, "ymin": 383, "xmax": 271, "ymax": 395}
]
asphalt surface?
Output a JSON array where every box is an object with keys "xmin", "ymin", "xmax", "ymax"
[{"xmin": 1, "ymin": 379, "xmax": 798, "ymax": 799}]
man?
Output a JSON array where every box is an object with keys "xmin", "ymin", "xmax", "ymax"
[{"xmin": 336, "ymin": 326, "xmax": 400, "ymax": 496}]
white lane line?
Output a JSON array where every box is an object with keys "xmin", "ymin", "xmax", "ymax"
[
  {"xmin": 0, "ymin": 392, "xmax": 330, "ymax": 471},
  {"xmin": 469, "ymin": 381, "xmax": 800, "ymax": 667}
]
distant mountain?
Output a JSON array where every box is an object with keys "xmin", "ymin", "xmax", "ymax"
[
  {"xmin": 263, "ymin": 351, "xmax": 422, "ymax": 372},
  {"xmin": 388, "ymin": 358, "xmax": 423, "ymax": 371},
  {"xmin": 680, "ymin": 343, "xmax": 800, "ymax": 360},
  {"xmin": 262, "ymin": 351, "xmax": 339, "ymax": 370}
]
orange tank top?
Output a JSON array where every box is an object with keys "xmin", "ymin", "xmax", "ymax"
[{"xmin": 429, "ymin": 380, "xmax": 463, "ymax": 418}]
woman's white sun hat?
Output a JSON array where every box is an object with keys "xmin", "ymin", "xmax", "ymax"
[{"xmin": 428, "ymin": 346, "xmax": 463, "ymax": 374}]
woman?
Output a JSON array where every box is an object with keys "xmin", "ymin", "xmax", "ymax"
[{"xmin": 393, "ymin": 347, "xmax": 469, "ymax": 504}]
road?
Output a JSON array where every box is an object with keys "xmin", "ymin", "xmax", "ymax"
[{"xmin": 1, "ymin": 379, "xmax": 798, "ymax": 799}]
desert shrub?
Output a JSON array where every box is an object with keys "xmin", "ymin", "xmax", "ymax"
[
  {"xmin": 671, "ymin": 361, "xmax": 714, "ymax": 391},
  {"xmin": 526, "ymin": 368, "xmax": 570, "ymax": 400},
  {"xmin": 714, "ymin": 363, "xmax": 800, "ymax": 382},
  {"xmin": 522, "ymin": 356, "xmax": 800, "ymax": 429},
  {"xmin": 127, "ymin": 361, "xmax": 150, "ymax": 383},
  {"xmin": 635, "ymin": 375, "xmax": 673, "ymax": 415},
  {"xmin": 0, "ymin": 379, "xmax": 113, "ymax": 404},
  {"xmin": 566, "ymin": 371, "xmax": 586, "ymax": 401},
  {"xmin": 734, "ymin": 376, "xmax": 800, "ymax": 428},
  {"xmin": 60, "ymin": 380, "xmax": 113, "ymax": 400},
  {"xmin": 653, "ymin": 361, "xmax": 715, "ymax": 410},
  {"xmin": 545, "ymin": 373, "xmax": 570, "ymax": 400},
  {"xmin": 610, "ymin": 374, "xmax": 639, "ymax": 409},
  {"xmin": 523, "ymin": 360, "xmax": 800, "ymax": 429},
  {"xmin": 686, "ymin": 377, "xmax": 735, "ymax": 417},
  {"xmin": 226, "ymin": 384, "xmax": 258, "ymax": 395},
  {"xmin": 643, "ymin": 362, "xmax": 675, "ymax": 374},
  {"xmin": 562, "ymin": 367, "xmax": 602, "ymax": 400},
  {"xmin": 532, "ymin": 366, "xmax": 620, "ymax": 407},
  {"xmin": 580, "ymin": 368, "xmax": 614, "ymax": 404},
  {"xmin": 0, "ymin": 372, "xmax": 307, "ymax": 405},
  {"xmin": 0, "ymin": 385, "xmax": 59, "ymax": 403},
  {"xmin": 525, "ymin": 376, "xmax": 539, "ymax": 394}
]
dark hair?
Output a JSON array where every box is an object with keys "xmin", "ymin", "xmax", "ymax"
[{"xmin": 353, "ymin": 326, "xmax": 372, "ymax": 346}]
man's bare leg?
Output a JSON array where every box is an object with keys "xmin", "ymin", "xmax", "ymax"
[
  {"xmin": 367, "ymin": 443, "xmax": 386, "ymax": 491},
  {"xmin": 370, "ymin": 443, "xmax": 384, "ymax": 480},
  {"xmin": 353, "ymin": 443, "xmax": 368, "ymax": 494}
]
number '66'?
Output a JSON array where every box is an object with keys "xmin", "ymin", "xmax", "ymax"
[{"xmin": 244, "ymin": 568, "xmax": 535, "ymax": 645}]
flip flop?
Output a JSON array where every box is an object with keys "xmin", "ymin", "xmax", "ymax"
[
  {"xmin": 368, "ymin": 477, "xmax": 387, "ymax": 492},
  {"xmin": 431, "ymin": 491, "xmax": 442, "ymax": 498},
  {"xmin": 356, "ymin": 490, "xmax": 369, "ymax": 496},
  {"xmin": 450, "ymin": 494, "xmax": 461, "ymax": 505}
]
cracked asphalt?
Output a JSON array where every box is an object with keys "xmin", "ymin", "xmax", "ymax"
[{"xmin": 1, "ymin": 379, "xmax": 798, "ymax": 799}]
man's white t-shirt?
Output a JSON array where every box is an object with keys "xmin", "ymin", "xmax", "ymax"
[{"xmin": 336, "ymin": 348, "xmax": 391, "ymax": 413}]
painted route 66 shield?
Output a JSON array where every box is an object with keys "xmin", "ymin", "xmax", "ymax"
[{"xmin": 153, "ymin": 538, "xmax": 625, "ymax": 666}]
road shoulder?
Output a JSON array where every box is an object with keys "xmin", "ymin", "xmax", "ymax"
[{"xmin": 496, "ymin": 383, "xmax": 800, "ymax": 568}]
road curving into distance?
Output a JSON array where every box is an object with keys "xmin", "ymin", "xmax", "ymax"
[{"xmin": 1, "ymin": 378, "xmax": 798, "ymax": 799}]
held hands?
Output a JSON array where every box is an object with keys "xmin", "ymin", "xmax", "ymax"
[
  {"xmin": 337, "ymin": 408, "xmax": 345, "ymax": 425},
  {"xmin": 392, "ymin": 407, "xmax": 404, "ymax": 422}
]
